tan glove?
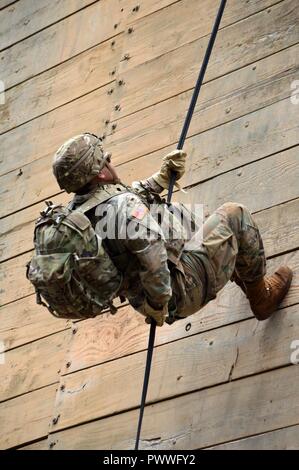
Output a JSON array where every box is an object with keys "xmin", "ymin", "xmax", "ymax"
[
  {"xmin": 152, "ymin": 149, "xmax": 187, "ymax": 190},
  {"xmin": 139, "ymin": 299, "xmax": 168, "ymax": 327}
]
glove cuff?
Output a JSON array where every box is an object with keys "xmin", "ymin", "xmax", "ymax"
[{"xmin": 151, "ymin": 172, "xmax": 169, "ymax": 190}]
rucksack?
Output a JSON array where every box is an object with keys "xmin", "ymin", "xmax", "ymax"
[{"xmin": 26, "ymin": 200, "xmax": 122, "ymax": 320}]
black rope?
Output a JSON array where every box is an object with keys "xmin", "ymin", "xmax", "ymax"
[
  {"xmin": 167, "ymin": 0, "xmax": 227, "ymax": 201},
  {"xmin": 134, "ymin": 319, "xmax": 156, "ymax": 450},
  {"xmin": 135, "ymin": 0, "xmax": 227, "ymax": 450}
]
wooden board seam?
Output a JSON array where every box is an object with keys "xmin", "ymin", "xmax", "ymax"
[
  {"xmin": 49, "ymin": 363, "xmax": 297, "ymax": 436},
  {"xmin": 0, "ymin": 0, "xmax": 100, "ymax": 54},
  {"xmin": 0, "ymin": 380, "xmax": 59, "ymax": 406},
  {"xmin": 107, "ymin": 92, "xmax": 297, "ymax": 167},
  {"xmin": 0, "ymin": 0, "xmax": 18, "ymax": 12},
  {"xmin": 60, "ymin": 295, "xmax": 298, "ymax": 380},
  {"xmin": 1, "ymin": 114, "xmax": 298, "ymax": 222},
  {"xmin": 3, "ymin": 30, "xmax": 124, "ymax": 96},
  {"xmin": 204, "ymin": 422, "xmax": 299, "ymax": 449}
]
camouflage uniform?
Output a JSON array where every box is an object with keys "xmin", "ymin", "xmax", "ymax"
[
  {"xmin": 176, "ymin": 201, "xmax": 266, "ymax": 319},
  {"xmin": 70, "ymin": 183, "xmax": 266, "ymax": 323},
  {"xmin": 70, "ymin": 185, "xmax": 173, "ymax": 315},
  {"xmin": 53, "ymin": 134, "xmax": 267, "ymax": 324}
]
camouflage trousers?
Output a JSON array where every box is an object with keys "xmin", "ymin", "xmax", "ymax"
[{"xmin": 175, "ymin": 202, "xmax": 266, "ymax": 318}]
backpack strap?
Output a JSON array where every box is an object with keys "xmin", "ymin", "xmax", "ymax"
[{"xmin": 72, "ymin": 183, "xmax": 132, "ymax": 215}]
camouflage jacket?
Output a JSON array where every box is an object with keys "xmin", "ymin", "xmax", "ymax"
[
  {"xmin": 70, "ymin": 181, "xmax": 178, "ymax": 313},
  {"xmin": 70, "ymin": 178, "xmax": 214, "ymax": 319}
]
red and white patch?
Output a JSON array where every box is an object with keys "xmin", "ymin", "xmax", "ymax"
[{"xmin": 131, "ymin": 205, "xmax": 148, "ymax": 220}]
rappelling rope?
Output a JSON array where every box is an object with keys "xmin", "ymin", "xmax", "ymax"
[{"xmin": 135, "ymin": 0, "xmax": 227, "ymax": 450}]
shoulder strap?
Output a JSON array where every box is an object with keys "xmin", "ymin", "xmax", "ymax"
[{"xmin": 73, "ymin": 183, "xmax": 131, "ymax": 215}]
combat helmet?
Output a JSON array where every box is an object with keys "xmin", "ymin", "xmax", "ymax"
[{"xmin": 53, "ymin": 133, "xmax": 110, "ymax": 193}]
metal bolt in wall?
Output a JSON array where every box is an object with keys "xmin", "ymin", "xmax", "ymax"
[{"xmin": 52, "ymin": 414, "xmax": 60, "ymax": 425}]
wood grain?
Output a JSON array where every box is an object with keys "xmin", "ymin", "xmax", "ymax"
[
  {"xmin": 123, "ymin": 0, "xmax": 180, "ymax": 24},
  {"xmin": 19, "ymin": 439, "xmax": 49, "ymax": 450},
  {"xmin": 0, "ymin": 330, "xmax": 71, "ymax": 402},
  {"xmin": 120, "ymin": 0, "xmax": 279, "ymax": 71},
  {"xmin": 113, "ymin": 0, "xmax": 299, "ymax": 119},
  {"xmin": 0, "ymin": 0, "xmax": 17, "ymax": 10},
  {"xmin": 0, "ymin": 36, "xmax": 123, "ymax": 134},
  {"xmin": 106, "ymin": 44, "xmax": 299, "ymax": 163},
  {"xmin": 0, "ymin": 0, "xmax": 123, "ymax": 90},
  {"xmin": 0, "ymin": 384, "xmax": 57, "ymax": 449},
  {"xmin": 208, "ymin": 425, "xmax": 299, "ymax": 450},
  {"xmin": 51, "ymin": 304, "xmax": 299, "ymax": 432},
  {"xmin": 0, "ymin": 83, "xmax": 114, "ymax": 177},
  {"xmin": 1, "ymin": 95, "xmax": 297, "ymax": 218},
  {"xmin": 0, "ymin": 251, "xmax": 33, "ymax": 305},
  {"xmin": 0, "ymin": 0, "xmax": 96, "ymax": 51},
  {"xmin": 0, "ymin": 294, "xmax": 70, "ymax": 351},
  {"xmin": 49, "ymin": 366, "xmax": 299, "ymax": 449},
  {"xmin": 179, "ymin": 146, "xmax": 299, "ymax": 215}
]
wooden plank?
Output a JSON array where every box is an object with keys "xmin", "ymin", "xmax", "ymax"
[
  {"xmin": 254, "ymin": 200, "xmax": 299, "ymax": 258},
  {"xmin": 0, "ymin": 114, "xmax": 298, "ymax": 261},
  {"xmin": 0, "ymin": 0, "xmax": 17, "ymax": 9},
  {"xmin": 0, "ymin": 330, "xmax": 71, "ymax": 402},
  {"xmin": 0, "ymin": 294, "xmax": 70, "ymax": 351},
  {"xmin": 106, "ymin": 44, "xmax": 299, "ymax": 164},
  {"xmin": 61, "ymin": 249, "xmax": 299, "ymax": 376},
  {"xmin": 0, "ymin": 35, "xmax": 123, "ymax": 134},
  {"xmin": 0, "ymin": 0, "xmax": 96, "ymax": 51},
  {"xmin": 179, "ymin": 146, "xmax": 299, "ymax": 215},
  {"xmin": 0, "ymin": 0, "xmax": 123, "ymax": 90},
  {"xmin": 19, "ymin": 439, "xmax": 48, "ymax": 450},
  {"xmin": 208, "ymin": 425, "xmax": 299, "ymax": 450},
  {"xmin": 0, "ymin": 251, "xmax": 33, "ymax": 305},
  {"xmin": 1, "ymin": 42, "xmax": 296, "ymax": 183},
  {"xmin": 0, "ymin": 83, "xmax": 114, "ymax": 178},
  {"xmin": 123, "ymin": 0, "xmax": 180, "ymax": 24},
  {"xmin": 113, "ymin": 0, "xmax": 299, "ymax": 119},
  {"xmin": 1, "ymin": 96, "xmax": 297, "ymax": 218},
  {"xmin": 49, "ymin": 366, "xmax": 299, "ymax": 449},
  {"xmin": 113, "ymin": 97, "xmax": 299, "ymax": 189},
  {"xmin": 1, "ymin": 147, "xmax": 298, "ymax": 305},
  {"xmin": 0, "ymin": 384, "xmax": 57, "ymax": 449},
  {"xmin": 120, "ymin": 0, "xmax": 279, "ymax": 71},
  {"xmin": 51, "ymin": 303, "xmax": 299, "ymax": 432}
]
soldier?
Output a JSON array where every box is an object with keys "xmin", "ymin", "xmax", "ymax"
[{"xmin": 52, "ymin": 133, "xmax": 293, "ymax": 326}]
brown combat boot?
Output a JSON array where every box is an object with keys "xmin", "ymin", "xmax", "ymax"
[{"xmin": 232, "ymin": 266, "xmax": 293, "ymax": 321}]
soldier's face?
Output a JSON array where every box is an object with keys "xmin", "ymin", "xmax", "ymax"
[{"xmin": 97, "ymin": 162, "xmax": 120, "ymax": 184}]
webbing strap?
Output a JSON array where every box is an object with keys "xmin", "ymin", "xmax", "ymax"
[{"xmin": 134, "ymin": 0, "xmax": 227, "ymax": 450}]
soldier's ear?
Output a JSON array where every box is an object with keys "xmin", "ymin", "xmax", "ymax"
[{"xmin": 95, "ymin": 168, "xmax": 108, "ymax": 182}]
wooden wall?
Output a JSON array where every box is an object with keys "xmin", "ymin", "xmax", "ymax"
[{"xmin": 0, "ymin": 0, "xmax": 298, "ymax": 450}]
